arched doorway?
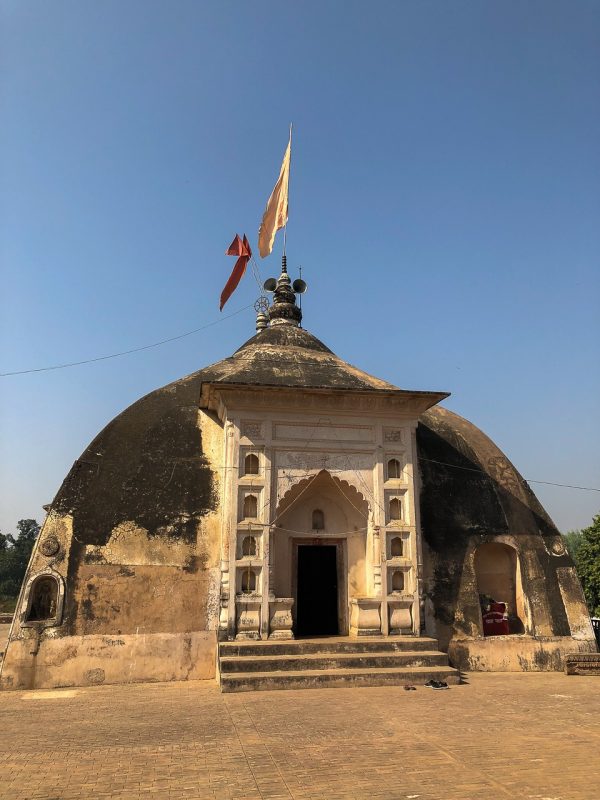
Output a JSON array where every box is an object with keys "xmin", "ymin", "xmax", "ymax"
[
  {"xmin": 475, "ymin": 542, "xmax": 526, "ymax": 634},
  {"xmin": 271, "ymin": 470, "xmax": 369, "ymax": 637}
]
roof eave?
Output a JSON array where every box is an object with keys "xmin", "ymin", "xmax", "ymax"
[{"xmin": 199, "ymin": 381, "xmax": 449, "ymax": 416}]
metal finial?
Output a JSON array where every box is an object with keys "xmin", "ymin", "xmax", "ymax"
[{"xmin": 266, "ymin": 261, "xmax": 302, "ymax": 327}]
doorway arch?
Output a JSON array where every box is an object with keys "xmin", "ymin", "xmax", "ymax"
[
  {"xmin": 475, "ymin": 541, "xmax": 526, "ymax": 634},
  {"xmin": 271, "ymin": 470, "xmax": 369, "ymax": 636}
]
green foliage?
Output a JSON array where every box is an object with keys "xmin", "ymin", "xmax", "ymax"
[
  {"xmin": 0, "ymin": 519, "xmax": 40, "ymax": 600},
  {"xmin": 575, "ymin": 513, "xmax": 600, "ymax": 618},
  {"xmin": 562, "ymin": 529, "xmax": 584, "ymax": 561}
]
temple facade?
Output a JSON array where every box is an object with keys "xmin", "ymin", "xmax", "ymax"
[{"xmin": 1, "ymin": 264, "xmax": 596, "ymax": 690}]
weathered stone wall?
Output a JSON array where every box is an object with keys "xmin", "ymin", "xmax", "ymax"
[
  {"xmin": 418, "ymin": 406, "xmax": 597, "ymax": 670},
  {"xmin": 1, "ymin": 371, "xmax": 224, "ymax": 690}
]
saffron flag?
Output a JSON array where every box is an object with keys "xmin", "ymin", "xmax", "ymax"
[
  {"xmin": 257, "ymin": 133, "xmax": 291, "ymax": 258},
  {"xmin": 220, "ymin": 234, "xmax": 252, "ymax": 311}
]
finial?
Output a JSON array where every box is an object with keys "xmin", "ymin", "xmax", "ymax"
[
  {"xmin": 256, "ymin": 311, "xmax": 269, "ymax": 333},
  {"xmin": 263, "ymin": 257, "xmax": 308, "ymax": 328}
]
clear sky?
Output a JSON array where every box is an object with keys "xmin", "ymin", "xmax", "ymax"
[{"xmin": 1, "ymin": 0, "xmax": 599, "ymax": 535}]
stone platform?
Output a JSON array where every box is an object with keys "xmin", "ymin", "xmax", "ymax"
[
  {"xmin": 219, "ymin": 636, "xmax": 460, "ymax": 692},
  {"xmin": 565, "ymin": 651, "xmax": 600, "ymax": 675}
]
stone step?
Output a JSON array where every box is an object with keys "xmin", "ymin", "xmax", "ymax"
[
  {"xmin": 220, "ymin": 650, "xmax": 449, "ymax": 673},
  {"xmin": 220, "ymin": 665, "xmax": 461, "ymax": 693},
  {"xmin": 219, "ymin": 636, "xmax": 441, "ymax": 658}
]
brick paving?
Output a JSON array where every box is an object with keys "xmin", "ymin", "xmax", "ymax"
[{"xmin": 0, "ymin": 672, "xmax": 599, "ymax": 800}]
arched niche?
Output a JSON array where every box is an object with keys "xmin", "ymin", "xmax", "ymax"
[
  {"xmin": 391, "ymin": 570, "xmax": 405, "ymax": 592},
  {"xmin": 387, "ymin": 459, "xmax": 401, "ymax": 480},
  {"xmin": 241, "ymin": 535, "xmax": 257, "ymax": 557},
  {"xmin": 244, "ymin": 453, "xmax": 259, "ymax": 475},
  {"xmin": 475, "ymin": 542, "xmax": 526, "ymax": 634},
  {"xmin": 390, "ymin": 536, "xmax": 403, "ymax": 557},
  {"xmin": 388, "ymin": 497, "xmax": 402, "ymax": 522},
  {"xmin": 241, "ymin": 569, "xmax": 257, "ymax": 594},
  {"xmin": 21, "ymin": 571, "xmax": 65, "ymax": 628},
  {"xmin": 243, "ymin": 494, "xmax": 258, "ymax": 519},
  {"xmin": 312, "ymin": 509, "xmax": 325, "ymax": 530}
]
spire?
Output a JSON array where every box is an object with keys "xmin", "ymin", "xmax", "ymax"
[{"xmin": 268, "ymin": 255, "xmax": 302, "ymax": 327}]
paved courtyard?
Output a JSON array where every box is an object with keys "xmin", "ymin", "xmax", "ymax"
[{"xmin": 0, "ymin": 672, "xmax": 599, "ymax": 800}]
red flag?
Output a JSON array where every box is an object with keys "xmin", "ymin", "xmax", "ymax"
[{"xmin": 220, "ymin": 234, "xmax": 252, "ymax": 310}]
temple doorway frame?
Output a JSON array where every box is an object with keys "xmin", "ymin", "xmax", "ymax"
[{"xmin": 291, "ymin": 538, "xmax": 348, "ymax": 637}]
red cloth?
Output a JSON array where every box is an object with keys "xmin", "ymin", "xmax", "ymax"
[
  {"xmin": 220, "ymin": 234, "xmax": 252, "ymax": 310},
  {"xmin": 483, "ymin": 611, "xmax": 510, "ymax": 636}
]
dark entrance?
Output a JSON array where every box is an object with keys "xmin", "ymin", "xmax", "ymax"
[{"xmin": 296, "ymin": 545, "xmax": 338, "ymax": 637}]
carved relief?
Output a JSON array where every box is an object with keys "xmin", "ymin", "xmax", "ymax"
[
  {"xmin": 384, "ymin": 428, "xmax": 403, "ymax": 443},
  {"xmin": 242, "ymin": 421, "xmax": 263, "ymax": 439},
  {"xmin": 39, "ymin": 536, "xmax": 60, "ymax": 557}
]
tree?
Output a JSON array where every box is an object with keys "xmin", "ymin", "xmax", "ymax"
[
  {"xmin": 575, "ymin": 513, "xmax": 600, "ymax": 618},
  {"xmin": 562, "ymin": 529, "xmax": 584, "ymax": 562},
  {"xmin": 0, "ymin": 518, "xmax": 40, "ymax": 600}
]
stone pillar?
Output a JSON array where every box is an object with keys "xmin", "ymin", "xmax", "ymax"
[
  {"xmin": 235, "ymin": 598, "xmax": 261, "ymax": 640},
  {"xmin": 268, "ymin": 598, "xmax": 294, "ymax": 639},
  {"xmin": 349, "ymin": 598, "xmax": 382, "ymax": 637}
]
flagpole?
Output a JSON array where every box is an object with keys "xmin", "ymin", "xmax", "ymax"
[{"xmin": 282, "ymin": 122, "xmax": 292, "ymax": 260}]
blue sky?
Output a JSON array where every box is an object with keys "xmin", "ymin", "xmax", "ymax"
[{"xmin": 1, "ymin": 0, "xmax": 599, "ymax": 534}]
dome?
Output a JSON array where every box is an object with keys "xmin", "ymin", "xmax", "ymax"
[
  {"xmin": 417, "ymin": 405, "xmax": 560, "ymax": 548},
  {"xmin": 3, "ymin": 278, "xmax": 593, "ymax": 692}
]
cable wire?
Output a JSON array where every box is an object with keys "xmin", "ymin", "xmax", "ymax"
[{"xmin": 0, "ymin": 303, "xmax": 254, "ymax": 377}]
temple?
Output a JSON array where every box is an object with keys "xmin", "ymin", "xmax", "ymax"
[{"xmin": 1, "ymin": 261, "xmax": 596, "ymax": 690}]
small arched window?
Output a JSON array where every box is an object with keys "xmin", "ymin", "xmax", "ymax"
[
  {"xmin": 387, "ymin": 458, "xmax": 401, "ymax": 479},
  {"xmin": 244, "ymin": 453, "xmax": 259, "ymax": 475},
  {"xmin": 241, "ymin": 569, "xmax": 257, "ymax": 594},
  {"xmin": 389, "ymin": 497, "xmax": 402, "ymax": 521},
  {"xmin": 243, "ymin": 494, "xmax": 258, "ymax": 519},
  {"xmin": 390, "ymin": 536, "xmax": 403, "ymax": 557},
  {"xmin": 26, "ymin": 576, "xmax": 58, "ymax": 621},
  {"xmin": 391, "ymin": 571, "xmax": 405, "ymax": 592},
  {"xmin": 312, "ymin": 509, "xmax": 325, "ymax": 530},
  {"xmin": 241, "ymin": 536, "xmax": 257, "ymax": 557}
]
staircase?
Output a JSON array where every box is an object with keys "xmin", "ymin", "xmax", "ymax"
[{"xmin": 219, "ymin": 636, "xmax": 460, "ymax": 692}]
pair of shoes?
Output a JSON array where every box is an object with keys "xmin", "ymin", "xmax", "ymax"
[
  {"xmin": 403, "ymin": 685, "xmax": 416, "ymax": 691},
  {"xmin": 424, "ymin": 680, "xmax": 449, "ymax": 690}
]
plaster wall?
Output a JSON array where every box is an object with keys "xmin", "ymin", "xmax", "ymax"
[
  {"xmin": 448, "ymin": 635, "xmax": 597, "ymax": 672},
  {"xmin": 1, "ymin": 401, "xmax": 225, "ymax": 690},
  {"xmin": 1, "ymin": 631, "xmax": 216, "ymax": 690}
]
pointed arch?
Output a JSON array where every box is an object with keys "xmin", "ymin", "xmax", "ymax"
[{"xmin": 274, "ymin": 469, "xmax": 369, "ymax": 523}]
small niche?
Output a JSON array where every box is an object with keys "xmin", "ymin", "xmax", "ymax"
[
  {"xmin": 26, "ymin": 576, "xmax": 58, "ymax": 622},
  {"xmin": 241, "ymin": 569, "xmax": 257, "ymax": 594},
  {"xmin": 390, "ymin": 536, "xmax": 403, "ymax": 557},
  {"xmin": 389, "ymin": 497, "xmax": 402, "ymax": 521},
  {"xmin": 312, "ymin": 509, "xmax": 325, "ymax": 530},
  {"xmin": 241, "ymin": 535, "xmax": 257, "ymax": 558},
  {"xmin": 387, "ymin": 458, "xmax": 401, "ymax": 479},
  {"xmin": 243, "ymin": 494, "xmax": 258, "ymax": 519},
  {"xmin": 391, "ymin": 571, "xmax": 405, "ymax": 592},
  {"xmin": 244, "ymin": 453, "xmax": 259, "ymax": 475}
]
